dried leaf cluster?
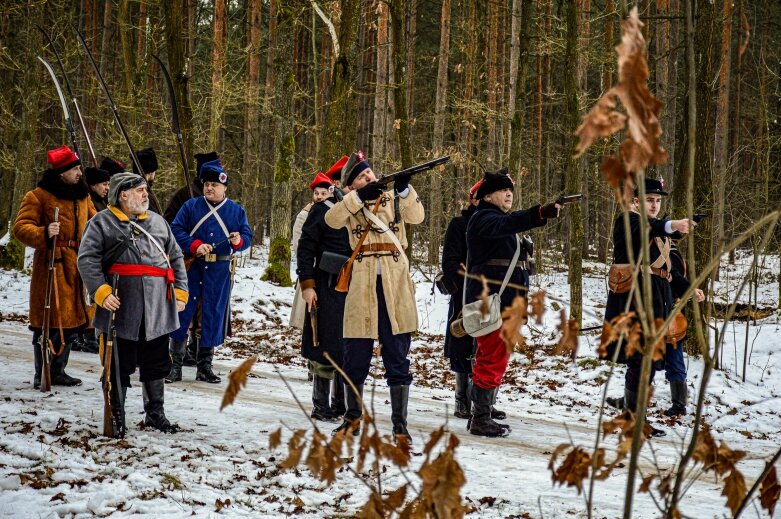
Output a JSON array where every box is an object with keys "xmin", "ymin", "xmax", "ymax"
[
  {"xmin": 574, "ymin": 6, "xmax": 667, "ymax": 198},
  {"xmin": 499, "ymin": 291, "xmax": 578, "ymax": 359},
  {"xmin": 220, "ymin": 354, "xmax": 257, "ymax": 411},
  {"xmin": 691, "ymin": 427, "xmax": 748, "ymax": 515},
  {"xmin": 270, "ymin": 414, "xmax": 467, "ymax": 517},
  {"xmin": 549, "ymin": 410, "xmax": 652, "ymax": 494}
]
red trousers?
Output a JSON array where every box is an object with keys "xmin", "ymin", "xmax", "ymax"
[{"xmin": 471, "ymin": 328, "xmax": 509, "ymax": 390}]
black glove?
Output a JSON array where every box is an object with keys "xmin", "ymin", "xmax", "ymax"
[
  {"xmin": 393, "ymin": 173, "xmax": 412, "ymax": 194},
  {"xmin": 540, "ymin": 202, "xmax": 560, "ymax": 219},
  {"xmin": 356, "ymin": 182, "xmax": 383, "ymax": 201}
]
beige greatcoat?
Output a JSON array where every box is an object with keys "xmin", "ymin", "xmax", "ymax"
[{"xmin": 324, "ymin": 186, "xmax": 424, "ymax": 339}]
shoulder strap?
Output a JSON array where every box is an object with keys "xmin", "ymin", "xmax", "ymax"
[
  {"xmin": 498, "ymin": 236, "xmax": 522, "ymax": 297},
  {"xmin": 129, "ymin": 220, "xmax": 172, "ymax": 268},
  {"xmin": 190, "ymin": 197, "xmax": 230, "ymax": 238},
  {"xmin": 361, "ymin": 206, "xmax": 405, "ymax": 253},
  {"xmin": 462, "ymin": 235, "xmax": 521, "ymax": 306}
]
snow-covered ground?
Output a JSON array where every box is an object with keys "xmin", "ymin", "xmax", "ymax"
[{"xmin": 0, "ymin": 244, "xmax": 778, "ymax": 518}]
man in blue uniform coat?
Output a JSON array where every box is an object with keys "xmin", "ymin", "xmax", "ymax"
[{"xmin": 168, "ymin": 160, "xmax": 253, "ymax": 383}]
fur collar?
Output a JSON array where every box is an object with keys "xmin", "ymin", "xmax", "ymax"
[{"xmin": 37, "ymin": 169, "xmax": 90, "ymax": 201}]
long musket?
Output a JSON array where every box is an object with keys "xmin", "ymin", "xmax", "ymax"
[
  {"xmin": 377, "ymin": 155, "xmax": 450, "ymax": 224},
  {"xmin": 101, "ymin": 273, "xmax": 120, "ymax": 437},
  {"xmin": 37, "ymin": 26, "xmax": 98, "ymax": 166},
  {"xmin": 151, "ymin": 54, "xmax": 193, "ymax": 198},
  {"xmin": 37, "ymin": 55, "xmax": 82, "ymax": 163},
  {"xmin": 72, "ymin": 24, "xmax": 163, "ymax": 210},
  {"xmin": 39, "ymin": 208, "xmax": 60, "ymax": 392}
]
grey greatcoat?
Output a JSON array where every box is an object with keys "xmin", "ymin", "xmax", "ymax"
[{"xmin": 77, "ymin": 206, "xmax": 189, "ymax": 341}]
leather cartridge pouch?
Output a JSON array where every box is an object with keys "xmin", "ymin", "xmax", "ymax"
[
  {"xmin": 608, "ymin": 264, "xmax": 634, "ymax": 294},
  {"xmin": 666, "ymin": 312, "xmax": 688, "ymax": 344},
  {"xmin": 319, "ymin": 251, "xmax": 350, "ymax": 275}
]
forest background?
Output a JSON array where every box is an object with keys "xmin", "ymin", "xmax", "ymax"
[{"xmin": 1, "ymin": 0, "xmax": 780, "ymax": 322}]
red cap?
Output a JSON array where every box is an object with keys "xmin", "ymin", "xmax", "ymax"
[
  {"xmin": 309, "ymin": 172, "xmax": 333, "ymax": 190},
  {"xmin": 468, "ymin": 179, "xmax": 484, "ymax": 200},
  {"xmin": 48, "ymin": 145, "xmax": 81, "ymax": 174},
  {"xmin": 325, "ymin": 156, "xmax": 349, "ymax": 180}
]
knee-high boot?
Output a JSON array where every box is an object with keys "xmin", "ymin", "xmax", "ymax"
[
  {"xmin": 490, "ymin": 386, "xmax": 506, "ymax": 420},
  {"xmin": 312, "ymin": 375, "xmax": 339, "ymax": 422},
  {"xmin": 625, "ymin": 387, "xmax": 665, "ymax": 437},
  {"xmin": 664, "ymin": 381, "xmax": 688, "ymax": 417},
  {"xmin": 165, "ymin": 339, "xmax": 187, "ymax": 383},
  {"xmin": 332, "ymin": 383, "xmax": 363, "ymax": 436},
  {"xmin": 454, "ymin": 372, "xmax": 471, "ymax": 419},
  {"xmin": 390, "ymin": 385, "xmax": 411, "ymax": 443},
  {"xmin": 468, "ymin": 385, "xmax": 510, "ymax": 438},
  {"xmin": 330, "ymin": 373, "xmax": 346, "ymax": 419},
  {"xmin": 196, "ymin": 347, "xmax": 221, "ymax": 383},
  {"xmin": 142, "ymin": 379, "xmax": 179, "ymax": 433}
]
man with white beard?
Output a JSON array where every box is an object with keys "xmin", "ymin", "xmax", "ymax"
[{"xmin": 78, "ymin": 172, "xmax": 189, "ymax": 438}]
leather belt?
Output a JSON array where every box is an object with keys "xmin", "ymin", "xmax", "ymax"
[
  {"xmin": 55, "ymin": 239, "xmax": 80, "ymax": 248},
  {"xmin": 202, "ymin": 254, "xmax": 232, "ymax": 262},
  {"xmin": 358, "ymin": 243, "xmax": 398, "ymax": 253},
  {"xmin": 484, "ymin": 259, "xmax": 529, "ymax": 270},
  {"xmin": 650, "ymin": 267, "xmax": 671, "ymax": 281}
]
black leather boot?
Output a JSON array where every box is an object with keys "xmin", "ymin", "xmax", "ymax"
[
  {"xmin": 51, "ymin": 340, "xmax": 82, "ymax": 387},
  {"xmin": 110, "ymin": 385, "xmax": 127, "ymax": 439},
  {"xmin": 454, "ymin": 372, "xmax": 471, "ymax": 419},
  {"xmin": 142, "ymin": 379, "xmax": 179, "ymax": 433},
  {"xmin": 468, "ymin": 385, "xmax": 510, "ymax": 437},
  {"xmin": 183, "ymin": 333, "xmax": 198, "ymax": 367},
  {"xmin": 81, "ymin": 332, "xmax": 100, "ymax": 354},
  {"xmin": 625, "ymin": 387, "xmax": 665, "ymax": 437},
  {"xmin": 329, "ymin": 373, "xmax": 346, "ymax": 419},
  {"xmin": 312, "ymin": 375, "xmax": 339, "ymax": 422},
  {"xmin": 332, "ymin": 383, "xmax": 362, "ymax": 436},
  {"xmin": 490, "ymin": 386, "xmax": 506, "ymax": 420},
  {"xmin": 664, "ymin": 381, "xmax": 688, "ymax": 417},
  {"xmin": 165, "ymin": 339, "xmax": 187, "ymax": 383},
  {"xmin": 606, "ymin": 395, "xmax": 625, "ymax": 409},
  {"xmin": 390, "ymin": 384, "xmax": 411, "ymax": 444},
  {"xmin": 196, "ymin": 347, "xmax": 221, "ymax": 383}
]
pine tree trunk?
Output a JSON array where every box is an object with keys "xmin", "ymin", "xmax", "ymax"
[
  {"xmin": 162, "ymin": 0, "xmax": 194, "ymax": 170},
  {"xmin": 99, "ymin": 0, "xmax": 113, "ymax": 74},
  {"xmin": 485, "ymin": 0, "xmax": 499, "ymax": 167},
  {"xmin": 318, "ymin": 0, "xmax": 362, "ymax": 170},
  {"xmin": 564, "ymin": 0, "xmax": 583, "ymax": 325},
  {"xmin": 119, "ymin": 0, "xmax": 135, "ymax": 96},
  {"xmin": 263, "ymin": 0, "xmax": 298, "ymax": 286},
  {"xmin": 372, "ymin": 1, "xmax": 389, "ymax": 165},
  {"xmin": 509, "ymin": 0, "xmax": 533, "ymax": 197},
  {"xmin": 209, "ymin": 0, "xmax": 227, "ymax": 151},
  {"xmin": 244, "ymin": 0, "xmax": 262, "ymax": 225},
  {"xmin": 427, "ymin": 0, "xmax": 451, "ymax": 265},
  {"xmin": 389, "ymin": 0, "xmax": 411, "ymax": 168},
  {"xmin": 711, "ymin": 0, "xmax": 732, "ymax": 279}
]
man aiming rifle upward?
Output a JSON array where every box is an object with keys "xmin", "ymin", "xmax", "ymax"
[{"xmin": 324, "ymin": 151, "xmax": 428, "ymax": 443}]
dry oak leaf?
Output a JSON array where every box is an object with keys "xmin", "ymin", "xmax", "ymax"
[
  {"xmin": 574, "ymin": 93, "xmax": 627, "ymax": 158},
  {"xmin": 723, "ymin": 469, "xmax": 748, "ymax": 516},
  {"xmin": 478, "ymin": 275, "xmax": 491, "ymax": 316},
  {"xmin": 553, "ymin": 309, "xmax": 579, "ymax": 360},
  {"xmin": 220, "ymin": 355, "xmax": 257, "ymax": 411},
  {"xmin": 269, "ymin": 427, "xmax": 282, "ymax": 450},
  {"xmin": 549, "ymin": 445, "xmax": 591, "ymax": 494},
  {"xmin": 529, "ymin": 290, "xmax": 546, "ymax": 325},
  {"xmin": 639, "ymin": 474, "xmax": 656, "ymax": 493},
  {"xmin": 760, "ymin": 465, "xmax": 780, "ymax": 517},
  {"xmin": 501, "ymin": 296, "xmax": 528, "ymax": 352}
]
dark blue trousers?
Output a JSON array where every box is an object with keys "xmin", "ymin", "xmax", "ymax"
[
  {"xmin": 342, "ymin": 278, "xmax": 413, "ymax": 387},
  {"xmin": 625, "ymin": 340, "xmax": 687, "ymax": 391}
]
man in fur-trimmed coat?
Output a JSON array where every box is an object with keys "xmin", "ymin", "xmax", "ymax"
[
  {"xmin": 324, "ymin": 151, "xmax": 424, "ymax": 443},
  {"xmin": 13, "ymin": 145, "xmax": 97, "ymax": 389}
]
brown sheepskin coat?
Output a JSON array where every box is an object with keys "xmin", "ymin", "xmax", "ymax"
[{"xmin": 12, "ymin": 170, "xmax": 96, "ymax": 330}]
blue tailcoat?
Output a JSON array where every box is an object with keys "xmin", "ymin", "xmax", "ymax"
[{"xmin": 170, "ymin": 196, "xmax": 253, "ymax": 347}]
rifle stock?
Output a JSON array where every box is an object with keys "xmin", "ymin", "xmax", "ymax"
[
  {"xmin": 102, "ymin": 273, "xmax": 119, "ymax": 437},
  {"xmin": 39, "ymin": 207, "xmax": 59, "ymax": 393},
  {"xmin": 335, "ymin": 197, "xmax": 384, "ymax": 293}
]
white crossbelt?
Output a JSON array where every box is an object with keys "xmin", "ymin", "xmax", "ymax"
[
  {"xmin": 361, "ymin": 207, "xmax": 405, "ymax": 254},
  {"xmin": 128, "ymin": 220, "xmax": 172, "ymax": 269},
  {"xmin": 190, "ymin": 197, "xmax": 230, "ymax": 240}
]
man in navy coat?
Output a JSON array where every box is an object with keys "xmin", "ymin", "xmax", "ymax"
[{"xmin": 168, "ymin": 161, "xmax": 253, "ymax": 383}]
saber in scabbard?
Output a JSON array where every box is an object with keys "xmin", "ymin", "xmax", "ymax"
[
  {"xmin": 152, "ymin": 54, "xmax": 193, "ymax": 198},
  {"xmin": 37, "ymin": 26, "xmax": 97, "ymax": 167}
]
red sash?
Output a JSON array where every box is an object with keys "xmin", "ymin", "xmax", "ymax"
[{"xmin": 108, "ymin": 263, "xmax": 175, "ymax": 299}]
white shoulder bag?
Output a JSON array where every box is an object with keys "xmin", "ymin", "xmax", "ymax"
[{"xmin": 459, "ymin": 236, "xmax": 521, "ymax": 338}]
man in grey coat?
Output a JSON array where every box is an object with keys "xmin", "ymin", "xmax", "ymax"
[{"xmin": 78, "ymin": 172, "xmax": 189, "ymax": 438}]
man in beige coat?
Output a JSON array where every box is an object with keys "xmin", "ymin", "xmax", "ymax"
[{"xmin": 325, "ymin": 151, "xmax": 424, "ymax": 443}]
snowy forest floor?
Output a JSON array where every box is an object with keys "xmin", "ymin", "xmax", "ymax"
[{"xmin": 0, "ymin": 245, "xmax": 778, "ymax": 518}]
